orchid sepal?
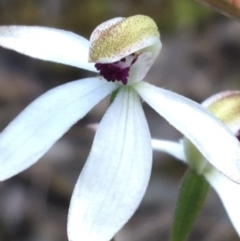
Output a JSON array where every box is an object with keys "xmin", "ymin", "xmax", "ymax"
[{"xmin": 89, "ymin": 15, "xmax": 160, "ymax": 64}]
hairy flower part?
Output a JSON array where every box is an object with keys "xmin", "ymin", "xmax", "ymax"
[
  {"xmin": 89, "ymin": 15, "xmax": 160, "ymax": 63},
  {"xmin": 202, "ymin": 90, "xmax": 240, "ymax": 136},
  {"xmin": 152, "ymin": 90, "xmax": 240, "ymax": 237},
  {"xmin": 1, "ymin": 15, "xmax": 240, "ymax": 241}
]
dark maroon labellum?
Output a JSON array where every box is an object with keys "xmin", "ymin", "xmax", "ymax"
[
  {"xmin": 95, "ymin": 63, "xmax": 130, "ymax": 85},
  {"xmin": 236, "ymin": 130, "xmax": 240, "ymax": 142},
  {"xmin": 95, "ymin": 55, "xmax": 138, "ymax": 85}
]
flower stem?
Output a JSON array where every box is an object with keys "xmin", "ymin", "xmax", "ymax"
[{"xmin": 170, "ymin": 169, "xmax": 209, "ymax": 241}]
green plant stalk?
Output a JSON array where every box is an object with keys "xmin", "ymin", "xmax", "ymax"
[
  {"xmin": 170, "ymin": 169, "xmax": 209, "ymax": 241},
  {"xmin": 109, "ymin": 89, "xmax": 120, "ymax": 104}
]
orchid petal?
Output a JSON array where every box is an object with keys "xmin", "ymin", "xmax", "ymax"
[
  {"xmin": 0, "ymin": 26, "xmax": 96, "ymax": 71},
  {"xmin": 205, "ymin": 170, "xmax": 240, "ymax": 236},
  {"xmin": 0, "ymin": 77, "xmax": 118, "ymax": 181},
  {"xmin": 128, "ymin": 52, "xmax": 154, "ymax": 85},
  {"xmin": 128, "ymin": 40, "xmax": 161, "ymax": 85},
  {"xmin": 68, "ymin": 87, "xmax": 152, "ymax": 241},
  {"xmin": 152, "ymin": 139, "xmax": 186, "ymax": 161},
  {"xmin": 134, "ymin": 81, "xmax": 240, "ymax": 183}
]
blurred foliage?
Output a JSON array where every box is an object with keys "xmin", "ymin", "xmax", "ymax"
[
  {"xmin": 0, "ymin": 0, "xmax": 219, "ymax": 35},
  {"xmin": 170, "ymin": 0, "xmax": 214, "ymax": 29}
]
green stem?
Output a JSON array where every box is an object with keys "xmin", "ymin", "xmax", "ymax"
[
  {"xmin": 170, "ymin": 169, "xmax": 209, "ymax": 241},
  {"xmin": 109, "ymin": 89, "xmax": 120, "ymax": 104}
]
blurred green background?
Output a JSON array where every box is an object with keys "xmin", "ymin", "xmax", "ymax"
[
  {"xmin": 0, "ymin": 1, "xmax": 239, "ymax": 241},
  {"xmin": 0, "ymin": 0, "xmax": 213, "ymax": 31}
]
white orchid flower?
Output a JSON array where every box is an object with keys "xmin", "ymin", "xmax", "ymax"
[
  {"xmin": 0, "ymin": 15, "xmax": 240, "ymax": 241},
  {"xmin": 152, "ymin": 90, "xmax": 240, "ymax": 236}
]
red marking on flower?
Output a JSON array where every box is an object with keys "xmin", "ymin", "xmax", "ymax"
[
  {"xmin": 236, "ymin": 130, "xmax": 240, "ymax": 142},
  {"xmin": 95, "ymin": 63, "xmax": 130, "ymax": 85},
  {"xmin": 95, "ymin": 55, "xmax": 138, "ymax": 85}
]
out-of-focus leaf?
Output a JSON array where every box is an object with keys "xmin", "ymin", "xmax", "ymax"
[{"xmin": 196, "ymin": 0, "xmax": 240, "ymax": 19}]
